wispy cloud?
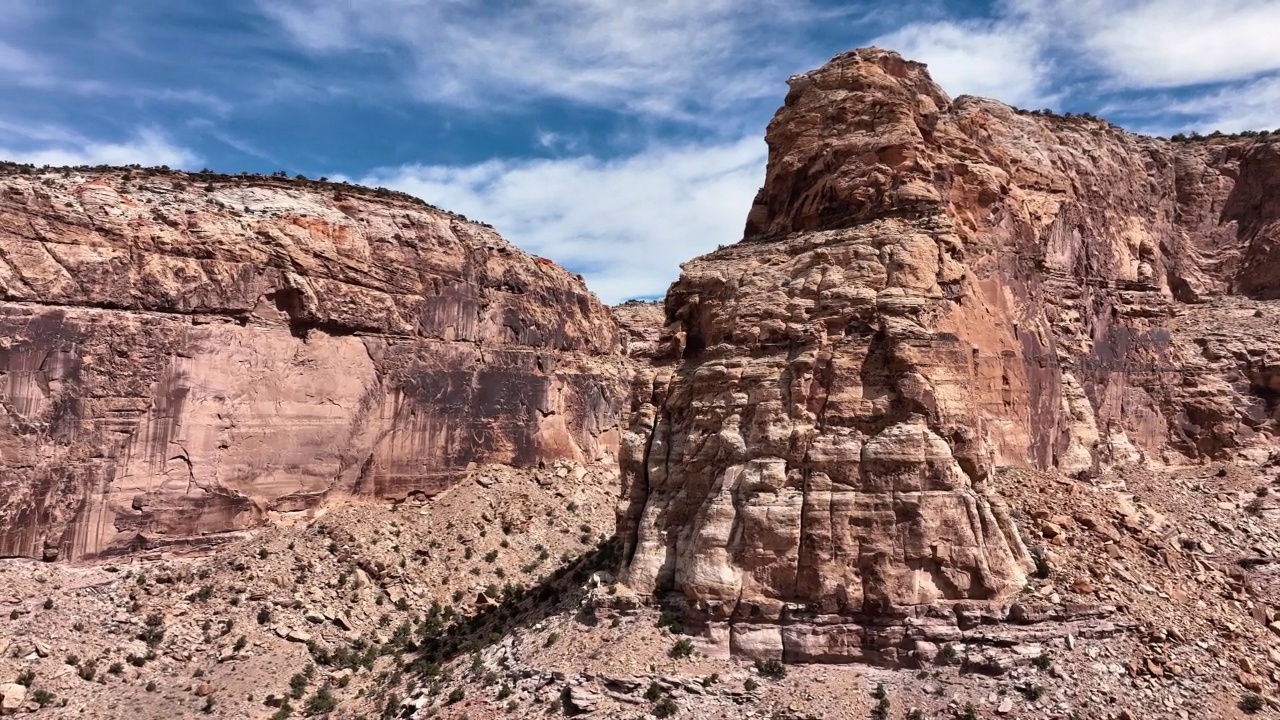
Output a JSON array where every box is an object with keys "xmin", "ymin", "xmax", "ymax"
[
  {"xmin": 0, "ymin": 20, "xmax": 231, "ymax": 112},
  {"xmin": 260, "ymin": 0, "xmax": 836, "ymax": 120},
  {"xmin": 1157, "ymin": 76, "xmax": 1280, "ymax": 134},
  {"xmin": 0, "ymin": 40, "xmax": 42, "ymax": 75},
  {"xmin": 535, "ymin": 130, "xmax": 579, "ymax": 153},
  {"xmin": 0, "ymin": 0, "xmax": 45, "ymax": 31},
  {"xmin": 1009, "ymin": 0, "xmax": 1280, "ymax": 89},
  {"xmin": 186, "ymin": 119, "xmax": 281, "ymax": 164},
  {"xmin": 358, "ymin": 137, "xmax": 767, "ymax": 303},
  {"xmin": 0, "ymin": 128, "xmax": 200, "ymax": 168},
  {"xmin": 875, "ymin": 0, "xmax": 1280, "ymax": 133},
  {"xmin": 0, "ymin": 119, "xmax": 87, "ymax": 146}
]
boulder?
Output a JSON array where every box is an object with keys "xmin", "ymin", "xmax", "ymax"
[
  {"xmin": 0, "ymin": 684, "xmax": 24, "ymax": 714},
  {"xmin": 566, "ymin": 685, "xmax": 603, "ymax": 713}
]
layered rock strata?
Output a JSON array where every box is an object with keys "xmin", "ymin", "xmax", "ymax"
[
  {"xmin": 618, "ymin": 48, "xmax": 1280, "ymax": 663},
  {"xmin": 0, "ymin": 170, "xmax": 627, "ymax": 560}
]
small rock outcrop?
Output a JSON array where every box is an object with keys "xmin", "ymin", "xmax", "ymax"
[
  {"xmin": 612, "ymin": 299, "xmax": 666, "ymax": 360},
  {"xmin": 618, "ymin": 48, "xmax": 1280, "ymax": 663},
  {"xmin": 0, "ymin": 171, "xmax": 628, "ymax": 560}
]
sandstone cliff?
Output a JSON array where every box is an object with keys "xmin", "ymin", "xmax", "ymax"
[
  {"xmin": 0, "ymin": 169, "xmax": 628, "ymax": 560},
  {"xmin": 618, "ymin": 48, "xmax": 1280, "ymax": 663}
]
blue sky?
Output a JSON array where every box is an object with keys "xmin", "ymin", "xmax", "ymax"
[{"xmin": 2, "ymin": 0, "xmax": 1279, "ymax": 302}]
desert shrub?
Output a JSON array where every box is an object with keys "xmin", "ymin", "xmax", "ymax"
[
  {"xmin": 304, "ymin": 685, "xmax": 336, "ymax": 715},
  {"xmin": 669, "ymin": 638, "xmax": 695, "ymax": 659},
  {"xmin": 654, "ymin": 697, "xmax": 678, "ymax": 717},
  {"xmin": 1020, "ymin": 684, "xmax": 1045, "ymax": 701},
  {"xmin": 754, "ymin": 658, "xmax": 787, "ymax": 680},
  {"xmin": 289, "ymin": 672, "xmax": 309, "ymax": 699},
  {"xmin": 657, "ymin": 609, "xmax": 685, "ymax": 635}
]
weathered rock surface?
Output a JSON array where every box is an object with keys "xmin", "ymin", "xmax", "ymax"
[
  {"xmin": 612, "ymin": 299, "xmax": 666, "ymax": 360},
  {"xmin": 0, "ymin": 683, "xmax": 24, "ymax": 714},
  {"xmin": 0, "ymin": 171, "xmax": 628, "ymax": 560},
  {"xmin": 618, "ymin": 48, "xmax": 1280, "ymax": 663}
]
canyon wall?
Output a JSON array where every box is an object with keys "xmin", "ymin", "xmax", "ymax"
[
  {"xmin": 0, "ymin": 171, "xmax": 628, "ymax": 560},
  {"xmin": 617, "ymin": 48, "xmax": 1280, "ymax": 663}
]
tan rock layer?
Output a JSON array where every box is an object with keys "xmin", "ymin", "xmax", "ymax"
[
  {"xmin": 0, "ymin": 171, "xmax": 629, "ymax": 560},
  {"xmin": 618, "ymin": 48, "xmax": 1280, "ymax": 662}
]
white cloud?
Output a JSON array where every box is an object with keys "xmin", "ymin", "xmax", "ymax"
[
  {"xmin": 0, "ymin": 41, "xmax": 42, "ymax": 75},
  {"xmin": 535, "ymin": 130, "xmax": 580, "ymax": 153},
  {"xmin": 0, "ymin": 119, "xmax": 88, "ymax": 146},
  {"xmin": 863, "ymin": 0, "xmax": 1280, "ymax": 133},
  {"xmin": 358, "ymin": 137, "xmax": 767, "ymax": 303},
  {"xmin": 874, "ymin": 0, "xmax": 1280, "ymax": 108},
  {"xmin": 871, "ymin": 19, "xmax": 1054, "ymax": 107},
  {"xmin": 1009, "ymin": 0, "xmax": 1280, "ymax": 89},
  {"xmin": 1155, "ymin": 75, "xmax": 1280, "ymax": 133},
  {"xmin": 259, "ymin": 0, "xmax": 827, "ymax": 119},
  {"xmin": 0, "ymin": 128, "xmax": 200, "ymax": 169}
]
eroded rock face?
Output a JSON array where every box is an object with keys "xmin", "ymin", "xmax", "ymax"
[
  {"xmin": 618, "ymin": 48, "xmax": 1280, "ymax": 663},
  {"xmin": 612, "ymin": 300, "xmax": 666, "ymax": 360},
  {"xmin": 0, "ymin": 171, "xmax": 628, "ymax": 560}
]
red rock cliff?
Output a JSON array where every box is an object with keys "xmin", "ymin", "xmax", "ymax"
[
  {"xmin": 617, "ymin": 48, "xmax": 1280, "ymax": 663},
  {"xmin": 0, "ymin": 170, "xmax": 628, "ymax": 560}
]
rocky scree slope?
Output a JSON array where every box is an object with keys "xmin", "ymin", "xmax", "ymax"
[
  {"xmin": 0, "ymin": 168, "xmax": 629, "ymax": 561},
  {"xmin": 617, "ymin": 47, "xmax": 1280, "ymax": 664},
  {"xmin": 0, "ymin": 459, "xmax": 624, "ymax": 720}
]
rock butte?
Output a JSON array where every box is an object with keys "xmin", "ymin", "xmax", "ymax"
[
  {"xmin": 0, "ymin": 173, "xmax": 628, "ymax": 560},
  {"xmin": 616, "ymin": 48, "xmax": 1280, "ymax": 663}
]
